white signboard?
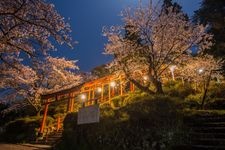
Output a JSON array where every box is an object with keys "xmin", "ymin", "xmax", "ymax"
[{"xmin": 77, "ymin": 104, "xmax": 100, "ymax": 125}]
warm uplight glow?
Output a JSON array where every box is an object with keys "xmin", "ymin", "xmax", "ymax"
[
  {"xmin": 169, "ymin": 65, "xmax": 176, "ymax": 72},
  {"xmin": 97, "ymin": 87, "xmax": 102, "ymax": 93},
  {"xmin": 110, "ymin": 81, "xmax": 116, "ymax": 87},
  {"xmin": 198, "ymin": 68, "xmax": 204, "ymax": 74},
  {"xmin": 143, "ymin": 76, "xmax": 148, "ymax": 81},
  {"xmin": 80, "ymin": 94, "xmax": 86, "ymax": 100},
  {"xmin": 169, "ymin": 65, "xmax": 176, "ymax": 81}
]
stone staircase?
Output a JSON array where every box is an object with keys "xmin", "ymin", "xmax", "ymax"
[
  {"xmin": 184, "ymin": 113, "xmax": 225, "ymax": 150},
  {"xmin": 35, "ymin": 129, "xmax": 63, "ymax": 149}
]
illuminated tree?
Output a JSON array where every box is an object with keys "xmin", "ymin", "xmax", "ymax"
[
  {"xmin": 103, "ymin": 1, "xmax": 212, "ymax": 94},
  {"xmin": 0, "ymin": 0, "xmax": 81, "ymax": 113},
  {"xmin": 180, "ymin": 55, "xmax": 222, "ymax": 84},
  {"xmin": 0, "ymin": 0, "xmax": 72, "ymax": 67},
  {"xmin": 0, "ymin": 57, "xmax": 81, "ymax": 114}
]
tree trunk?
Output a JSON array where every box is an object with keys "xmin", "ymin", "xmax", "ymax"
[
  {"xmin": 152, "ymin": 77, "xmax": 164, "ymax": 94},
  {"xmin": 128, "ymin": 78, "xmax": 155, "ymax": 94}
]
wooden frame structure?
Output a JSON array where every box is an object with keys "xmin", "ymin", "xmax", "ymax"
[{"xmin": 39, "ymin": 74, "xmax": 135, "ymax": 134}]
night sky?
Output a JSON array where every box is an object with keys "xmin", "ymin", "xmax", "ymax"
[{"xmin": 49, "ymin": 0, "xmax": 201, "ymax": 72}]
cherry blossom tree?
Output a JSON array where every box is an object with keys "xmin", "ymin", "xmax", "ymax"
[
  {"xmin": 179, "ymin": 55, "xmax": 223, "ymax": 108},
  {"xmin": 0, "ymin": 0, "xmax": 81, "ymax": 113},
  {"xmin": 0, "ymin": 0, "xmax": 72, "ymax": 67},
  {"xmin": 103, "ymin": 1, "xmax": 213, "ymax": 94},
  {"xmin": 179, "ymin": 55, "xmax": 222, "ymax": 84},
  {"xmin": 0, "ymin": 57, "xmax": 81, "ymax": 115}
]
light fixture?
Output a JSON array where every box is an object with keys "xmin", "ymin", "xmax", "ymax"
[
  {"xmin": 169, "ymin": 65, "xmax": 176, "ymax": 72},
  {"xmin": 198, "ymin": 68, "xmax": 204, "ymax": 74},
  {"xmin": 97, "ymin": 87, "xmax": 102, "ymax": 93},
  {"xmin": 110, "ymin": 81, "xmax": 116, "ymax": 87},
  {"xmin": 80, "ymin": 94, "xmax": 86, "ymax": 101},
  {"xmin": 169, "ymin": 65, "xmax": 176, "ymax": 81},
  {"xmin": 143, "ymin": 75, "xmax": 148, "ymax": 81}
]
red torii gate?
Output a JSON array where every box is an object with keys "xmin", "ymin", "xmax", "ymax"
[{"xmin": 39, "ymin": 74, "xmax": 135, "ymax": 135}]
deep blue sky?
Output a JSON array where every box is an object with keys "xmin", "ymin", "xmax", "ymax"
[{"xmin": 49, "ymin": 0, "xmax": 201, "ymax": 72}]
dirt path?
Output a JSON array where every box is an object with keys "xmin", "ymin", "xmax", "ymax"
[{"xmin": 0, "ymin": 143, "xmax": 51, "ymax": 150}]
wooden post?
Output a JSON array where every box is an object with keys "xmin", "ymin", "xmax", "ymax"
[
  {"xmin": 56, "ymin": 116, "xmax": 61, "ymax": 131},
  {"xmin": 82, "ymin": 102, "xmax": 85, "ymax": 108},
  {"xmin": 70, "ymin": 95, "xmax": 74, "ymax": 112},
  {"xmin": 71, "ymin": 99, "xmax": 74, "ymax": 112},
  {"xmin": 108, "ymin": 84, "xmax": 111, "ymax": 100},
  {"xmin": 67, "ymin": 98, "xmax": 71, "ymax": 112},
  {"xmin": 88, "ymin": 90, "xmax": 91, "ymax": 105},
  {"xmin": 111, "ymin": 86, "xmax": 115, "ymax": 97},
  {"xmin": 88, "ymin": 90, "xmax": 91, "ymax": 100},
  {"xmin": 39, "ymin": 103, "xmax": 49, "ymax": 134},
  {"xmin": 92, "ymin": 90, "xmax": 95, "ymax": 105},
  {"xmin": 120, "ymin": 78, "xmax": 123, "ymax": 96},
  {"xmin": 92, "ymin": 89, "xmax": 95, "ymax": 99},
  {"xmin": 130, "ymin": 82, "xmax": 134, "ymax": 92},
  {"xmin": 101, "ymin": 84, "xmax": 104, "ymax": 102}
]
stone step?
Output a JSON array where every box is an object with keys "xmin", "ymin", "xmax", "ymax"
[
  {"xmin": 191, "ymin": 126, "xmax": 225, "ymax": 133},
  {"xmin": 35, "ymin": 140, "xmax": 50, "ymax": 145},
  {"xmin": 35, "ymin": 130, "xmax": 63, "ymax": 146},
  {"xmin": 190, "ymin": 132, "xmax": 225, "ymax": 139},
  {"xmin": 190, "ymin": 145, "xmax": 225, "ymax": 150},
  {"xmin": 173, "ymin": 145, "xmax": 225, "ymax": 150},
  {"xmin": 46, "ymin": 132, "xmax": 62, "ymax": 138},
  {"xmin": 45, "ymin": 138, "xmax": 58, "ymax": 142},
  {"xmin": 185, "ymin": 116, "xmax": 225, "ymax": 123},
  {"xmin": 183, "ymin": 114, "xmax": 225, "ymax": 149},
  {"xmin": 188, "ymin": 122, "xmax": 225, "ymax": 128},
  {"xmin": 46, "ymin": 134, "xmax": 62, "ymax": 138},
  {"xmin": 190, "ymin": 138, "xmax": 225, "ymax": 146},
  {"xmin": 36, "ymin": 138, "xmax": 60, "ymax": 145}
]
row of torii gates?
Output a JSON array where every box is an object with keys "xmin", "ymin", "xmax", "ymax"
[{"xmin": 39, "ymin": 74, "xmax": 136, "ymax": 135}]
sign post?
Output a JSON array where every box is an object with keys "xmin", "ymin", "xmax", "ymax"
[{"xmin": 77, "ymin": 104, "xmax": 100, "ymax": 125}]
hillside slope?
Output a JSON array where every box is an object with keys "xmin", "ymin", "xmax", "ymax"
[{"xmin": 56, "ymin": 93, "xmax": 188, "ymax": 150}]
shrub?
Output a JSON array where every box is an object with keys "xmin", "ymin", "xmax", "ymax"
[
  {"xmin": 205, "ymin": 98, "xmax": 225, "ymax": 110},
  {"xmin": 1, "ymin": 116, "xmax": 54, "ymax": 143},
  {"xmin": 2, "ymin": 116, "xmax": 41, "ymax": 143},
  {"xmin": 163, "ymin": 81, "xmax": 194, "ymax": 99},
  {"xmin": 207, "ymin": 82, "xmax": 225, "ymax": 99},
  {"xmin": 183, "ymin": 94, "xmax": 202, "ymax": 109},
  {"xmin": 110, "ymin": 95, "xmax": 126, "ymax": 108},
  {"xmin": 185, "ymin": 94, "xmax": 202, "ymax": 102}
]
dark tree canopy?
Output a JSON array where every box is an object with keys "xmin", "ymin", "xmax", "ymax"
[
  {"xmin": 162, "ymin": 0, "xmax": 188, "ymax": 19},
  {"xmin": 91, "ymin": 64, "xmax": 110, "ymax": 78},
  {"xmin": 193, "ymin": 0, "xmax": 225, "ymax": 59}
]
